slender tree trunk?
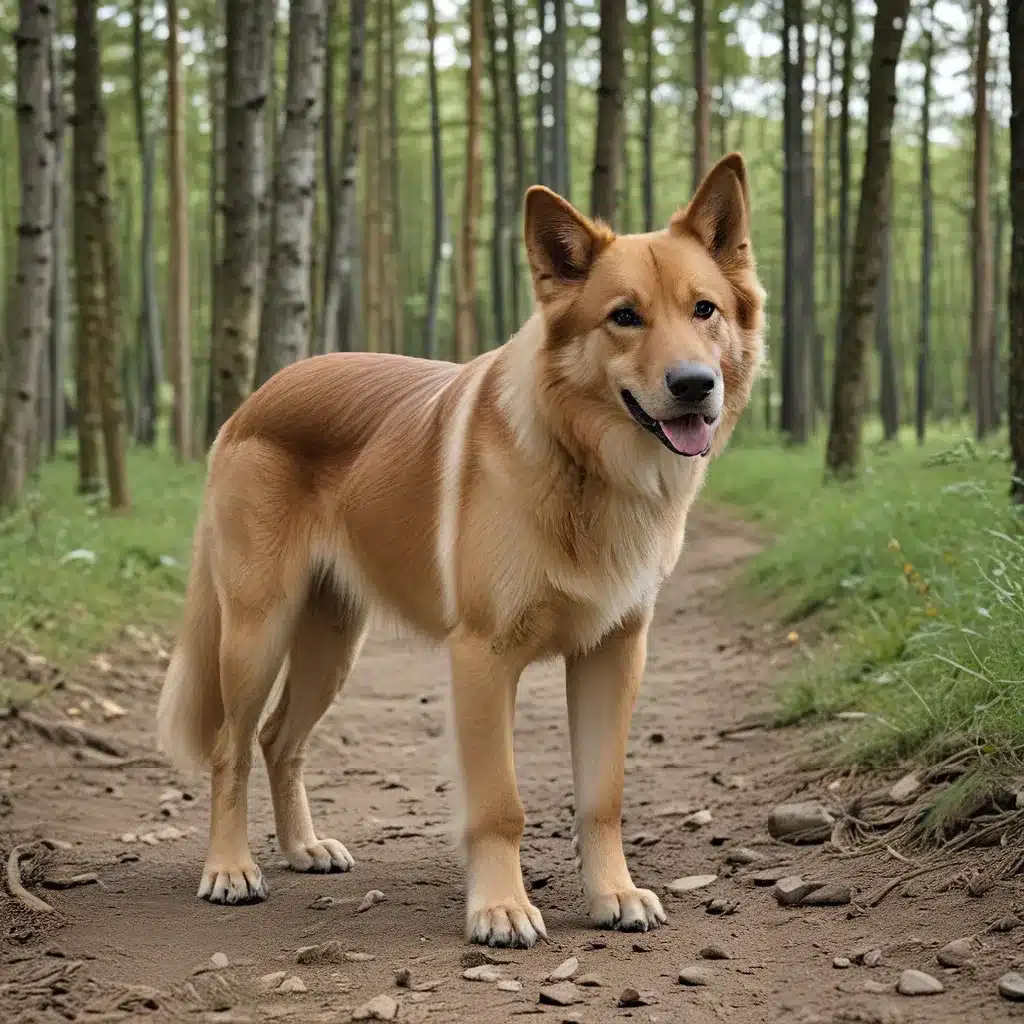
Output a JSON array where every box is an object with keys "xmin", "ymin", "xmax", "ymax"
[
  {"xmin": 167, "ymin": 0, "xmax": 191, "ymax": 459},
  {"xmin": 216, "ymin": 0, "xmax": 271, "ymax": 428},
  {"xmin": 504, "ymin": 0, "xmax": 526, "ymax": 329},
  {"xmin": 917, "ymin": 0, "xmax": 935, "ymax": 445},
  {"xmin": 824, "ymin": 0, "xmax": 837, "ymax": 326},
  {"xmin": 320, "ymin": 0, "xmax": 336, "ymax": 357},
  {"xmin": 205, "ymin": 2, "xmax": 225, "ymax": 448},
  {"xmin": 972, "ymin": 0, "xmax": 994, "ymax": 439},
  {"xmin": 642, "ymin": 0, "xmax": 655, "ymax": 232},
  {"xmin": 692, "ymin": 0, "xmax": 710, "ymax": 193},
  {"xmin": 590, "ymin": 0, "xmax": 626, "ymax": 223},
  {"xmin": 877, "ymin": 177, "xmax": 899, "ymax": 440},
  {"xmin": 255, "ymin": 0, "xmax": 326, "ymax": 386},
  {"xmin": 364, "ymin": 5, "xmax": 383, "ymax": 352},
  {"xmin": 486, "ymin": 0, "xmax": 508, "ymax": 345},
  {"xmin": 835, "ymin": 0, "xmax": 854, "ymax": 356},
  {"xmin": 1009, "ymin": 0, "xmax": 1024, "ymax": 502},
  {"xmin": 0, "ymin": 0, "xmax": 55, "ymax": 509},
  {"xmin": 551, "ymin": 0, "xmax": 570, "ymax": 198},
  {"xmin": 386, "ymin": 0, "xmax": 402, "ymax": 353},
  {"xmin": 424, "ymin": 0, "xmax": 445, "ymax": 358},
  {"xmin": 535, "ymin": 0, "xmax": 553, "ymax": 187},
  {"xmin": 49, "ymin": 19, "xmax": 67, "ymax": 456},
  {"xmin": 807, "ymin": 4, "xmax": 824, "ymax": 420},
  {"xmin": 132, "ymin": 0, "xmax": 162, "ymax": 446},
  {"xmin": 992, "ymin": 191, "xmax": 1005, "ymax": 426},
  {"xmin": 825, "ymin": 0, "xmax": 910, "ymax": 477},
  {"xmin": 455, "ymin": 0, "xmax": 484, "ymax": 362},
  {"xmin": 321, "ymin": 0, "xmax": 367, "ymax": 354}
]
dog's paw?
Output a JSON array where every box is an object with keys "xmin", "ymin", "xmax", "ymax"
[
  {"xmin": 467, "ymin": 900, "xmax": 547, "ymax": 949},
  {"xmin": 589, "ymin": 887, "xmax": 666, "ymax": 932},
  {"xmin": 283, "ymin": 838, "xmax": 354, "ymax": 873},
  {"xmin": 197, "ymin": 859, "xmax": 267, "ymax": 905}
]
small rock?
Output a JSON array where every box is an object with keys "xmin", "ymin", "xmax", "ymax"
[
  {"xmin": 862, "ymin": 949, "xmax": 884, "ymax": 968},
  {"xmin": 497, "ymin": 980, "xmax": 523, "ymax": 993},
  {"xmin": 576, "ymin": 973, "xmax": 604, "ymax": 987},
  {"xmin": 678, "ymin": 965, "xmax": 712, "ymax": 987},
  {"xmin": 154, "ymin": 826, "xmax": 184, "ymax": 841},
  {"xmin": 833, "ymin": 957, "xmax": 852, "ymax": 970},
  {"xmin": 120, "ymin": 833, "xmax": 137, "ymax": 844},
  {"xmin": 725, "ymin": 847, "xmax": 763, "ymax": 865},
  {"xmin": 749, "ymin": 868, "xmax": 791, "ymax": 886},
  {"xmin": 345, "ymin": 952, "xmax": 376, "ymax": 963},
  {"xmin": 632, "ymin": 942, "xmax": 650, "ymax": 953},
  {"xmin": 897, "ymin": 969, "xmax": 944, "ymax": 996},
  {"xmin": 989, "ymin": 915, "xmax": 1023, "ymax": 933},
  {"xmin": 700, "ymin": 944, "xmax": 732, "ymax": 961},
  {"xmin": 773, "ymin": 876, "xmax": 818, "ymax": 907},
  {"xmin": 936, "ymin": 937, "xmax": 977, "ymax": 968},
  {"xmin": 357, "ymin": 890, "xmax": 386, "ymax": 913},
  {"xmin": 210, "ymin": 953, "xmax": 229, "ymax": 970},
  {"xmin": 685, "ymin": 809, "xmax": 713, "ymax": 828},
  {"xmin": 889, "ymin": 773, "xmax": 920, "ymax": 802},
  {"xmin": 585, "ymin": 940, "xmax": 608, "ymax": 951},
  {"xmin": 296, "ymin": 941, "xmax": 346, "ymax": 965},
  {"xmin": 767, "ymin": 803, "xmax": 835, "ymax": 844},
  {"xmin": 278, "ymin": 975, "xmax": 306, "ymax": 994},
  {"xmin": 258, "ymin": 971, "xmax": 287, "ymax": 991},
  {"xmin": 463, "ymin": 965, "xmax": 503, "ymax": 983},
  {"xmin": 351, "ymin": 994, "xmax": 399, "ymax": 1021},
  {"xmin": 617, "ymin": 988, "xmax": 654, "ymax": 1007},
  {"xmin": 863, "ymin": 980, "xmax": 891, "ymax": 994},
  {"xmin": 800, "ymin": 883, "xmax": 851, "ymax": 906},
  {"xmin": 309, "ymin": 896, "xmax": 337, "ymax": 910},
  {"xmin": 667, "ymin": 874, "xmax": 717, "ymax": 894},
  {"xmin": 539, "ymin": 982, "xmax": 583, "ymax": 1006},
  {"xmin": 139, "ymin": 833, "xmax": 159, "ymax": 846},
  {"xmin": 547, "ymin": 956, "xmax": 579, "ymax": 982},
  {"xmin": 998, "ymin": 972, "xmax": 1024, "ymax": 1002},
  {"xmin": 705, "ymin": 897, "xmax": 739, "ymax": 915},
  {"xmin": 394, "ymin": 969, "xmax": 412, "ymax": 989}
]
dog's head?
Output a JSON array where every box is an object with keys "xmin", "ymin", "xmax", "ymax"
[{"xmin": 523, "ymin": 153, "xmax": 765, "ymax": 471}]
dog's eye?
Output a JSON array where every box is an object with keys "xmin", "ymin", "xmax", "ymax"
[
  {"xmin": 609, "ymin": 306, "xmax": 644, "ymax": 328},
  {"xmin": 694, "ymin": 300, "xmax": 716, "ymax": 320}
]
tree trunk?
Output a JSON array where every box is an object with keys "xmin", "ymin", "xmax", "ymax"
[
  {"xmin": 835, "ymin": 0, "xmax": 854, "ymax": 354},
  {"xmin": 205, "ymin": 1, "xmax": 225, "ymax": 448},
  {"xmin": 876, "ymin": 177, "xmax": 899, "ymax": 441},
  {"xmin": 132, "ymin": 0, "xmax": 162, "ymax": 447},
  {"xmin": 167, "ymin": 0, "xmax": 191, "ymax": 459},
  {"xmin": 1009, "ymin": 0, "xmax": 1024, "ymax": 502},
  {"xmin": 916, "ymin": 0, "xmax": 935, "ymax": 445},
  {"xmin": 825, "ymin": 0, "xmax": 910, "ymax": 478},
  {"xmin": 455, "ymin": 0, "xmax": 484, "ymax": 362},
  {"xmin": 364, "ymin": 6, "xmax": 383, "ymax": 352},
  {"xmin": 781, "ymin": 0, "xmax": 810, "ymax": 443},
  {"xmin": 535, "ymin": 0, "xmax": 553, "ymax": 187},
  {"xmin": 0, "ymin": 0, "xmax": 55, "ymax": 509},
  {"xmin": 590, "ymin": 0, "xmax": 626, "ymax": 224},
  {"xmin": 551, "ymin": 0, "xmax": 570, "ymax": 198},
  {"xmin": 255, "ymin": 0, "xmax": 326, "ymax": 387},
  {"xmin": 320, "ymin": 0, "xmax": 367, "ymax": 354},
  {"xmin": 642, "ymin": 0, "xmax": 655, "ymax": 232},
  {"xmin": 823, "ymin": 0, "xmax": 838, "ymax": 327},
  {"xmin": 486, "ymin": 0, "xmax": 507, "ymax": 345},
  {"xmin": 972, "ymin": 0, "xmax": 994, "ymax": 439},
  {"xmin": 49, "ymin": 19, "xmax": 67, "ymax": 457},
  {"xmin": 386, "ymin": 0, "xmax": 402, "ymax": 354},
  {"xmin": 424, "ymin": 0, "xmax": 445, "ymax": 358},
  {"xmin": 504, "ymin": 0, "xmax": 526, "ymax": 329},
  {"xmin": 692, "ymin": 0, "xmax": 710, "ymax": 193},
  {"xmin": 216, "ymin": 0, "xmax": 271, "ymax": 428}
]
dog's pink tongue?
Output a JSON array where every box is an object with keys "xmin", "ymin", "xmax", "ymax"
[{"xmin": 659, "ymin": 413, "xmax": 710, "ymax": 456}]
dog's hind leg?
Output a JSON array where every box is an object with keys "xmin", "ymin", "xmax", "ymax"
[
  {"xmin": 259, "ymin": 586, "xmax": 369, "ymax": 873},
  {"xmin": 198, "ymin": 597, "xmax": 298, "ymax": 905}
]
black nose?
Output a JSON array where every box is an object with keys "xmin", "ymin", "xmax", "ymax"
[{"xmin": 665, "ymin": 361, "xmax": 717, "ymax": 403}]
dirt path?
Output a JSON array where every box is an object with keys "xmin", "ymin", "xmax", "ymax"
[{"xmin": 2, "ymin": 509, "xmax": 1022, "ymax": 1023}]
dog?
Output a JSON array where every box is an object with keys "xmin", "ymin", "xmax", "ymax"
[{"xmin": 156, "ymin": 151, "xmax": 765, "ymax": 949}]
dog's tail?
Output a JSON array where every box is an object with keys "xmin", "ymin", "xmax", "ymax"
[{"xmin": 156, "ymin": 510, "xmax": 224, "ymax": 773}]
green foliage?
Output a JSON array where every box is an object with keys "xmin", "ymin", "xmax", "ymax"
[
  {"xmin": 0, "ymin": 447, "xmax": 204, "ymax": 698},
  {"xmin": 706, "ymin": 429, "xmax": 1024, "ymax": 780}
]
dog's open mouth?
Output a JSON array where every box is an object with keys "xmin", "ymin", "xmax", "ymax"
[{"xmin": 622, "ymin": 390, "xmax": 715, "ymax": 458}]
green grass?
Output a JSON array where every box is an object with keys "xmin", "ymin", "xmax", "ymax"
[
  {"xmin": 706, "ymin": 426, "xmax": 1024, "ymax": 780},
  {"xmin": 0, "ymin": 447, "xmax": 205, "ymax": 703}
]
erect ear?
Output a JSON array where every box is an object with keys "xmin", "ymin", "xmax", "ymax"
[
  {"xmin": 669, "ymin": 152, "xmax": 753, "ymax": 266},
  {"xmin": 524, "ymin": 185, "xmax": 613, "ymax": 302}
]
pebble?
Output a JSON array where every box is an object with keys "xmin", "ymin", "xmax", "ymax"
[
  {"xmin": 309, "ymin": 896, "xmax": 337, "ymax": 910},
  {"xmin": 863, "ymin": 980, "xmax": 891, "ymax": 995},
  {"xmin": 210, "ymin": 953, "xmax": 229, "ymax": 970},
  {"xmin": 678, "ymin": 965, "xmax": 712, "ymax": 987},
  {"xmin": 394, "ymin": 969, "xmax": 412, "ymax": 989},
  {"xmin": 725, "ymin": 847, "xmax": 764, "ymax": 865},
  {"xmin": 862, "ymin": 949, "xmax": 884, "ymax": 968},
  {"xmin": 463, "ymin": 965, "xmax": 503, "ymax": 983},
  {"xmin": 295, "ymin": 941, "xmax": 346, "ymax": 964},
  {"xmin": 749, "ymin": 868, "xmax": 791, "ymax": 886},
  {"xmin": 800, "ymin": 883, "xmax": 851, "ymax": 906},
  {"xmin": 351, "ymin": 995, "xmax": 399, "ymax": 1021},
  {"xmin": 632, "ymin": 942, "xmax": 650, "ymax": 953},
  {"xmin": 833, "ymin": 957, "xmax": 851, "ymax": 970},
  {"xmin": 705, "ymin": 897, "xmax": 738, "ymax": 915},
  {"xmin": 547, "ymin": 956, "xmax": 579, "ymax": 982},
  {"xmin": 357, "ymin": 890, "xmax": 386, "ymax": 913},
  {"xmin": 278, "ymin": 975, "xmax": 306, "ymax": 994},
  {"xmin": 345, "ymin": 952, "xmax": 376, "ymax": 963},
  {"xmin": 120, "ymin": 833, "xmax": 137, "ymax": 844},
  {"xmin": 576, "ymin": 973, "xmax": 604, "ymax": 987},
  {"xmin": 773, "ymin": 876, "xmax": 818, "ymax": 907},
  {"xmin": 700, "ymin": 944, "xmax": 732, "ymax": 961},
  {"xmin": 897, "ymin": 969, "xmax": 944, "ymax": 996},
  {"xmin": 617, "ymin": 988, "xmax": 656, "ymax": 1007},
  {"xmin": 538, "ymin": 981, "xmax": 583, "ymax": 1006},
  {"xmin": 889, "ymin": 773, "xmax": 920, "ymax": 802},
  {"xmin": 258, "ymin": 971, "xmax": 287, "ymax": 991},
  {"xmin": 936, "ymin": 937, "xmax": 977, "ymax": 968},
  {"xmin": 667, "ymin": 874, "xmax": 718, "ymax": 894},
  {"xmin": 990, "ymin": 915, "xmax": 1023, "ymax": 933},
  {"xmin": 998, "ymin": 972, "xmax": 1024, "ymax": 1001},
  {"xmin": 497, "ymin": 980, "xmax": 523, "ymax": 993},
  {"xmin": 685, "ymin": 809, "xmax": 714, "ymax": 828},
  {"xmin": 767, "ymin": 802, "xmax": 835, "ymax": 844}
]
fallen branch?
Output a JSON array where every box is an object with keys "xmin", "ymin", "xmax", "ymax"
[
  {"xmin": 15, "ymin": 709, "xmax": 126, "ymax": 758},
  {"xmin": 861, "ymin": 863, "xmax": 947, "ymax": 909},
  {"xmin": 42, "ymin": 871, "xmax": 101, "ymax": 890},
  {"xmin": 6, "ymin": 843, "xmax": 56, "ymax": 913}
]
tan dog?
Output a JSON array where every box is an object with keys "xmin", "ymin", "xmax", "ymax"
[{"xmin": 156, "ymin": 152, "xmax": 765, "ymax": 948}]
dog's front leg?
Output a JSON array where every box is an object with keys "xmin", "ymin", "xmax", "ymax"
[
  {"xmin": 565, "ymin": 614, "xmax": 667, "ymax": 932},
  {"xmin": 449, "ymin": 633, "xmax": 546, "ymax": 948}
]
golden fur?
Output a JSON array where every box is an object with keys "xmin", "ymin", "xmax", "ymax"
[{"xmin": 156, "ymin": 153, "xmax": 765, "ymax": 948}]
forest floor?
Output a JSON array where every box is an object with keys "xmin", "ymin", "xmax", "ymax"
[{"xmin": 2, "ymin": 504, "xmax": 1023, "ymax": 1023}]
